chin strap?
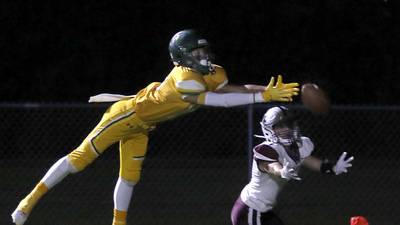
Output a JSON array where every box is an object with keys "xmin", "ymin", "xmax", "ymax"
[
  {"xmin": 88, "ymin": 93, "xmax": 136, "ymax": 103},
  {"xmin": 254, "ymin": 134, "xmax": 265, "ymax": 139}
]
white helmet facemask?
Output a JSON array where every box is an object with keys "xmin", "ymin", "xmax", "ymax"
[{"xmin": 256, "ymin": 106, "xmax": 301, "ymax": 146}]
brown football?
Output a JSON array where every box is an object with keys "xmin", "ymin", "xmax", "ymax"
[{"xmin": 301, "ymin": 83, "xmax": 330, "ymax": 114}]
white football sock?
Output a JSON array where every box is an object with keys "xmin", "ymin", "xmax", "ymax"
[
  {"xmin": 41, "ymin": 156, "xmax": 78, "ymax": 189},
  {"xmin": 113, "ymin": 177, "xmax": 135, "ymax": 211}
]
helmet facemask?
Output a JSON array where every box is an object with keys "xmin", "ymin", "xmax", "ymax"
[
  {"xmin": 272, "ymin": 120, "xmax": 301, "ymax": 146},
  {"xmin": 176, "ymin": 46, "xmax": 215, "ymax": 75},
  {"xmin": 187, "ymin": 47, "xmax": 215, "ymax": 74},
  {"xmin": 259, "ymin": 107, "xmax": 302, "ymax": 146}
]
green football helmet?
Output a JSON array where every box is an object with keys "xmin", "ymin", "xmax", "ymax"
[{"xmin": 169, "ymin": 29, "xmax": 215, "ymax": 75}]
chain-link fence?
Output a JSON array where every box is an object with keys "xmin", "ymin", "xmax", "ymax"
[{"xmin": 1, "ymin": 103, "xmax": 399, "ymax": 225}]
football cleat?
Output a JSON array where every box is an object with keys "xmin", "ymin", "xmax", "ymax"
[{"xmin": 11, "ymin": 209, "xmax": 28, "ymax": 225}]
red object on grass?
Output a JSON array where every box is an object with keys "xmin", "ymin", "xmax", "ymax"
[{"xmin": 350, "ymin": 216, "xmax": 369, "ymax": 225}]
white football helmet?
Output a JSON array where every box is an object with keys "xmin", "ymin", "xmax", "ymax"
[{"xmin": 258, "ymin": 106, "xmax": 301, "ymax": 146}]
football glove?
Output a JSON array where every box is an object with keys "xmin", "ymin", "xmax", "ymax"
[
  {"xmin": 262, "ymin": 75, "xmax": 299, "ymax": 102},
  {"xmin": 281, "ymin": 159, "xmax": 301, "ymax": 181},
  {"xmin": 333, "ymin": 152, "xmax": 354, "ymax": 175}
]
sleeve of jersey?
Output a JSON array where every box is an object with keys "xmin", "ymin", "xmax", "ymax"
[
  {"xmin": 203, "ymin": 65, "xmax": 229, "ymax": 91},
  {"xmin": 175, "ymin": 80, "xmax": 206, "ymax": 94},
  {"xmin": 253, "ymin": 144, "xmax": 279, "ymax": 162},
  {"xmin": 300, "ymin": 137, "xmax": 315, "ymax": 158}
]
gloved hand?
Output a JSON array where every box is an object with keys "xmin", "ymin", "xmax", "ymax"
[
  {"xmin": 333, "ymin": 152, "xmax": 354, "ymax": 175},
  {"xmin": 281, "ymin": 159, "xmax": 301, "ymax": 181},
  {"xmin": 262, "ymin": 75, "xmax": 300, "ymax": 102}
]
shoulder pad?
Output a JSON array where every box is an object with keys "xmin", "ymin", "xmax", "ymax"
[
  {"xmin": 171, "ymin": 66, "xmax": 206, "ymax": 93},
  {"xmin": 253, "ymin": 144, "xmax": 279, "ymax": 162}
]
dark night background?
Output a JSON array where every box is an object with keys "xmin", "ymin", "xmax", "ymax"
[
  {"xmin": 2, "ymin": 1, "xmax": 400, "ymax": 225},
  {"xmin": 1, "ymin": 0, "xmax": 399, "ymax": 104}
]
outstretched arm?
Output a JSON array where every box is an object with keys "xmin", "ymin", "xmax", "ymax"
[
  {"xmin": 182, "ymin": 75, "xmax": 299, "ymax": 107},
  {"xmin": 215, "ymin": 84, "xmax": 266, "ymax": 93},
  {"xmin": 303, "ymin": 152, "xmax": 354, "ymax": 175},
  {"xmin": 302, "ymin": 156, "xmax": 323, "ymax": 172}
]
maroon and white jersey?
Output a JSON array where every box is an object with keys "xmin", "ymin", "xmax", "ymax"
[{"xmin": 240, "ymin": 136, "xmax": 314, "ymax": 212}]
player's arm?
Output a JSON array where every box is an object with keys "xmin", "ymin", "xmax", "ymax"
[
  {"xmin": 302, "ymin": 155, "xmax": 323, "ymax": 172},
  {"xmin": 302, "ymin": 152, "xmax": 354, "ymax": 175},
  {"xmin": 257, "ymin": 160, "xmax": 301, "ymax": 180},
  {"xmin": 182, "ymin": 75, "xmax": 299, "ymax": 107},
  {"xmin": 253, "ymin": 144, "xmax": 301, "ymax": 180},
  {"xmin": 257, "ymin": 161, "xmax": 282, "ymax": 175},
  {"xmin": 215, "ymin": 84, "xmax": 267, "ymax": 93}
]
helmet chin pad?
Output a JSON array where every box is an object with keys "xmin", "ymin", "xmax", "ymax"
[{"xmin": 199, "ymin": 59, "xmax": 209, "ymax": 66}]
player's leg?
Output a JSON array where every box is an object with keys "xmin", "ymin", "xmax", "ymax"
[
  {"xmin": 68, "ymin": 99, "xmax": 138, "ymax": 172},
  {"xmin": 11, "ymin": 155, "xmax": 78, "ymax": 225},
  {"xmin": 231, "ymin": 197, "xmax": 250, "ymax": 225},
  {"xmin": 231, "ymin": 196, "xmax": 285, "ymax": 225},
  {"xmin": 260, "ymin": 210, "xmax": 284, "ymax": 225},
  {"xmin": 12, "ymin": 100, "xmax": 137, "ymax": 225},
  {"xmin": 113, "ymin": 132, "xmax": 148, "ymax": 225}
]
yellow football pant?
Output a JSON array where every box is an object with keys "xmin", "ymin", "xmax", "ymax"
[{"xmin": 67, "ymin": 99, "xmax": 151, "ymax": 183}]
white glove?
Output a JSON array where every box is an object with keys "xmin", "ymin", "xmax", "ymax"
[
  {"xmin": 333, "ymin": 152, "xmax": 354, "ymax": 175},
  {"xmin": 281, "ymin": 159, "xmax": 301, "ymax": 181}
]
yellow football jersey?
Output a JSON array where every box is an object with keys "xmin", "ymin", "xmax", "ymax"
[{"xmin": 134, "ymin": 65, "xmax": 228, "ymax": 123}]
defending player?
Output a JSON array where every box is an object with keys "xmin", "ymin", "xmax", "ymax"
[
  {"xmin": 231, "ymin": 106, "xmax": 354, "ymax": 225},
  {"xmin": 11, "ymin": 29, "xmax": 299, "ymax": 225}
]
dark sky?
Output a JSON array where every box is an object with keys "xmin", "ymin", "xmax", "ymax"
[{"xmin": 1, "ymin": 0, "xmax": 399, "ymax": 104}]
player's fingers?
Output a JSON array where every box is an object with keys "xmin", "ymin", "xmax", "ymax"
[
  {"xmin": 283, "ymin": 83, "xmax": 300, "ymax": 88},
  {"xmin": 291, "ymin": 87, "xmax": 300, "ymax": 94},
  {"xmin": 267, "ymin": 76, "xmax": 275, "ymax": 87},
  {"xmin": 273, "ymin": 96, "xmax": 289, "ymax": 102},
  {"xmin": 285, "ymin": 90, "xmax": 299, "ymax": 96},
  {"xmin": 278, "ymin": 89, "xmax": 299, "ymax": 95},
  {"xmin": 283, "ymin": 158, "xmax": 289, "ymax": 166},
  {"xmin": 269, "ymin": 76, "xmax": 275, "ymax": 86},
  {"xmin": 279, "ymin": 88, "xmax": 299, "ymax": 95},
  {"xmin": 278, "ymin": 93, "xmax": 294, "ymax": 98},
  {"xmin": 276, "ymin": 75, "xmax": 283, "ymax": 86},
  {"xmin": 293, "ymin": 176, "xmax": 302, "ymax": 181},
  {"xmin": 346, "ymin": 163, "xmax": 352, "ymax": 168},
  {"xmin": 292, "ymin": 87, "xmax": 300, "ymax": 91},
  {"xmin": 289, "ymin": 171, "xmax": 301, "ymax": 180},
  {"xmin": 339, "ymin": 152, "xmax": 347, "ymax": 161},
  {"xmin": 281, "ymin": 87, "xmax": 300, "ymax": 92},
  {"xmin": 346, "ymin": 156, "xmax": 354, "ymax": 163},
  {"xmin": 277, "ymin": 97, "xmax": 290, "ymax": 102}
]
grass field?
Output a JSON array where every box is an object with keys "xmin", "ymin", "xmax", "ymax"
[
  {"xmin": 2, "ymin": 106, "xmax": 400, "ymax": 225},
  {"xmin": 2, "ymin": 157, "xmax": 399, "ymax": 225}
]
